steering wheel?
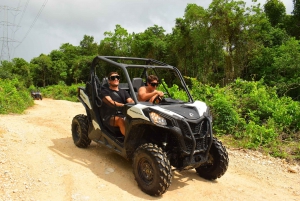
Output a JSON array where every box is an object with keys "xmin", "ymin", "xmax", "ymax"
[{"xmin": 152, "ymin": 95, "xmax": 163, "ymax": 104}]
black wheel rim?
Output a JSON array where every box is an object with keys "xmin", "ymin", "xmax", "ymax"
[{"xmin": 138, "ymin": 157, "xmax": 154, "ymax": 185}]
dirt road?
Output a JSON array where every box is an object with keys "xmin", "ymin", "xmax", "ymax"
[{"xmin": 0, "ymin": 99, "xmax": 299, "ymax": 201}]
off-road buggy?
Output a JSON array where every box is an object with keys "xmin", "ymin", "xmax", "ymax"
[
  {"xmin": 71, "ymin": 56, "xmax": 229, "ymax": 196},
  {"xmin": 30, "ymin": 90, "xmax": 42, "ymax": 100}
]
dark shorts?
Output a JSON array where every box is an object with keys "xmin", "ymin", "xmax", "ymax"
[{"xmin": 103, "ymin": 113, "xmax": 125, "ymax": 126}]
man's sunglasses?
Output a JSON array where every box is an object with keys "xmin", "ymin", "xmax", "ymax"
[
  {"xmin": 109, "ymin": 75, "xmax": 120, "ymax": 80},
  {"xmin": 149, "ymin": 82, "xmax": 159, "ymax": 87}
]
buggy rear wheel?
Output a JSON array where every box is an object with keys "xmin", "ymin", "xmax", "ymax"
[
  {"xmin": 71, "ymin": 114, "xmax": 91, "ymax": 148},
  {"xmin": 132, "ymin": 143, "xmax": 172, "ymax": 196},
  {"xmin": 195, "ymin": 137, "xmax": 229, "ymax": 180}
]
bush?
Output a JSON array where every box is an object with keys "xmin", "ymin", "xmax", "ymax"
[
  {"xmin": 210, "ymin": 94, "xmax": 239, "ymax": 134},
  {"xmin": 236, "ymin": 118, "xmax": 279, "ymax": 148},
  {"xmin": 40, "ymin": 82, "xmax": 83, "ymax": 102},
  {"xmin": 158, "ymin": 80, "xmax": 189, "ymax": 101},
  {"xmin": 187, "ymin": 77, "xmax": 300, "ymax": 161},
  {"xmin": 0, "ymin": 78, "xmax": 34, "ymax": 114}
]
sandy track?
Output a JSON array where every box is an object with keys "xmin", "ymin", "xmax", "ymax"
[{"xmin": 0, "ymin": 98, "xmax": 299, "ymax": 201}]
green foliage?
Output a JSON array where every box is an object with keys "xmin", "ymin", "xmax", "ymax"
[
  {"xmin": 30, "ymin": 54, "xmax": 53, "ymax": 87},
  {"xmin": 70, "ymin": 56, "xmax": 94, "ymax": 84},
  {"xmin": 99, "ymin": 24, "xmax": 133, "ymax": 57},
  {"xmin": 79, "ymin": 35, "xmax": 98, "ymax": 56},
  {"xmin": 0, "ymin": 78, "xmax": 33, "ymax": 114},
  {"xmin": 158, "ymin": 81, "xmax": 189, "ymax": 102},
  {"xmin": 9, "ymin": 0, "xmax": 296, "ymax": 103},
  {"xmin": 131, "ymin": 25, "xmax": 167, "ymax": 60},
  {"xmin": 40, "ymin": 82, "xmax": 83, "ymax": 102},
  {"xmin": 271, "ymin": 38, "xmax": 300, "ymax": 100},
  {"xmin": 0, "ymin": 60, "xmax": 14, "ymax": 79},
  {"xmin": 229, "ymin": 78, "xmax": 300, "ymax": 132},
  {"xmin": 289, "ymin": 0, "xmax": 300, "ymax": 39},
  {"xmin": 249, "ymin": 38, "xmax": 300, "ymax": 100},
  {"xmin": 187, "ymin": 77, "xmax": 300, "ymax": 160},
  {"xmin": 188, "ymin": 77, "xmax": 219, "ymax": 103},
  {"xmin": 210, "ymin": 93, "xmax": 239, "ymax": 134},
  {"xmin": 264, "ymin": 0, "xmax": 286, "ymax": 27},
  {"xmin": 0, "ymin": 59, "xmax": 32, "ymax": 87},
  {"xmin": 188, "ymin": 77, "xmax": 239, "ymax": 134},
  {"xmin": 237, "ymin": 119, "xmax": 279, "ymax": 148}
]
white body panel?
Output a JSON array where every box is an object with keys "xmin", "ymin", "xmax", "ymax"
[{"xmin": 184, "ymin": 101, "xmax": 208, "ymax": 116}]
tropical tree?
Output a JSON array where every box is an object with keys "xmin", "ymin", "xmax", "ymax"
[
  {"xmin": 269, "ymin": 38, "xmax": 300, "ymax": 100},
  {"xmin": 11, "ymin": 58, "xmax": 32, "ymax": 87},
  {"xmin": 30, "ymin": 54, "xmax": 52, "ymax": 87},
  {"xmin": 168, "ymin": 4, "xmax": 215, "ymax": 82},
  {"xmin": 208, "ymin": 0, "xmax": 257, "ymax": 83},
  {"xmin": 98, "ymin": 24, "xmax": 132, "ymax": 56},
  {"xmin": 0, "ymin": 60, "xmax": 14, "ymax": 79},
  {"xmin": 132, "ymin": 25, "xmax": 167, "ymax": 60},
  {"xmin": 182, "ymin": 3, "xmax": 224, "ymax": 83},
  {"xmin": 264, "ymin": 0, "xmax": 286, "ymax": 27},
  {"xmin": 49, "ymin": 50, "xmax": 64, "ymax": 61},
  {"xmin": 49, "ymin": 50, "xmax": 69, "ymax": 84},
  {"xmin": 59, "ymin": 43, "xmax": 79, "ymax": 67},
  {"xmin": 70, "ymin": 56, "xmax": 93, "ymax": 84},
  {"xmin": 292, "ymin": 0, "xmax": 300, "ymax": 39},
  {"xmin": 51, "ymin": 60, "xmax": 68, "ymax": 84},
  {"xmin": 79, "ymin": 35, "xmax": 98, "ymax": 56},
  {"xmin": 168, "ymin": 0, "xmax": 272, "ymax": 85},
  {"xmin": 0, "ymin": 59, "xmax": 31, "ymax": 86}
]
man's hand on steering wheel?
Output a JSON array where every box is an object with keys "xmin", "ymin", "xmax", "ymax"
[
  {"xmin": 156, "ymin": 90, "xmax": 164, "ymax": 97},
  {"xmin": 153, "ymin": 95, "xmax": 163, "ymax": 104}
]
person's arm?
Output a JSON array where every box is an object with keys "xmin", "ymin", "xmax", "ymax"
[
  {"xmin": 126, "ymin": 97, "xmax": 134, "ymax": 103},
  {"xmin": 138, "ymin": 87, "xmax": 163, "ymax": 101},
  {"xmin": 124, "ymin": 90, "xmax": 134, "ymax": 104},
  {"xmin": 104, "ymin": 96, "xmax": 125, "ymax": 107}
]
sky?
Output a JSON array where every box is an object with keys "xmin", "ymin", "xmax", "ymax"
[{"xmin": 0, "ymin": 0, "xmax": 294, "ymax": 62}]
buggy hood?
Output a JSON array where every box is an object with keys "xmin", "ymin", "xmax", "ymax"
[{"xmin": 157, "ymin": 101, "xmax": 208, "ymax": 120}]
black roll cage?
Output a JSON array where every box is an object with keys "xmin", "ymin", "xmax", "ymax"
[{"xmin": 90, "ymin": 56, "xmax": 194, "ymax": 104}]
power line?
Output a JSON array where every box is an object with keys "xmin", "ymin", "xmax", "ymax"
[
  {"xmin": 14, "ymin": 0, "xmax": 48, "ymax": 49},
  {"xmin": 11, "ymin": 0, "xmax": 30, "ymax": 59},
  {"xmin": 0, "ymin": 1, "xmax": 48, "ymax": 61},
  {"xmin": 11, "ymin": 0, "xmax": 30, "ymax": 41}
]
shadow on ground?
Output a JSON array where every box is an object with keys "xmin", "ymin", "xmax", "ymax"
[{"xmin": 49, "ymin": 137, "xmax": 215, "ymax": 199}]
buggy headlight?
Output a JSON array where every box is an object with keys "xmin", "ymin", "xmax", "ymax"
[{"xmin": 149, "ymin": 112, "xmax": 167, "ymax": 126}]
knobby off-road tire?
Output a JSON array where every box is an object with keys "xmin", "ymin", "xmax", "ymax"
[
  {"xmin": 195, "ymin": 137, "xmax": 229, "ymax": 180},
  {"xmin": 71, "ymin": 114, "xmax": 91, "ymax": 148},
  {"xmin": 132, "ymin": 143, "xmax": 173, "ymax": 196}
]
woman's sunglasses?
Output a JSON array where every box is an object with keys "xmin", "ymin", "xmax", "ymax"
[
  {"xmin": 149, "ymin": 82, "xmax": 159, "ymax": 87},
  {"xmin": 109, "ymin": 75, "xmax": 120, "ymax": 80}
]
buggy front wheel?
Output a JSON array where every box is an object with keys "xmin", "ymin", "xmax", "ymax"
[
  {"xmin": 195, "ymin": 137, "xmax": 229, "ymax": 180},
  {"xmin": 71, "ymin": 114, "xmax": 91, "ymax": 148},
  {"xmin": 132, "ymin": 143, "xmax": 172, "ymax": 196}
]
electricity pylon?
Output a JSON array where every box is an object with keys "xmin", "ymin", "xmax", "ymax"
[{"xmin": 0, "ymin": 6, "xmax": 20, "ymax": 62}]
